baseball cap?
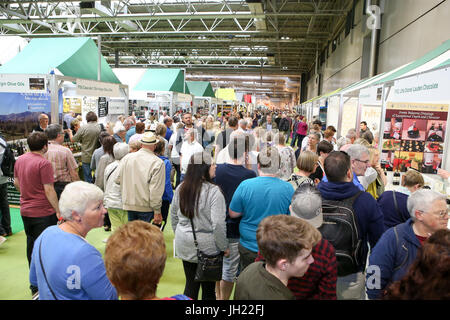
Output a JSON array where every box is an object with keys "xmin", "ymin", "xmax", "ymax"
[{"xmin": 290, "ymin": 184, "xmax": 323, "ymax": 229}]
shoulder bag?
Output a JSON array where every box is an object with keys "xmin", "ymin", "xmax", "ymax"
[
  {"xmin": 39, "ymin": 239, "xmax": 58, "ymax": 300},
  {"xmin": 190, "ymin": 218, "xmax": 224, "ymax": 282}
]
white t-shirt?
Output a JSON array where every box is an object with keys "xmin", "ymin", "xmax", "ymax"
[
  {"xmin": 169, "ymin": 131, "xmax": 179, "ymax": 159},
  {"xmin": 216, "ymin": 145, "xmax": 231, "ymax": 164},
  {"xmin": 180, "ymin": 141, "xmax": 204, "ymax": 174}
]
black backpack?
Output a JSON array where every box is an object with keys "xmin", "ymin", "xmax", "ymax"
[
  {"xmin": 279, "ymin": 118, "xmax": 289, "ymax": 131},
  {"xmin": 0, "ymin": 138, "xmax": 16, "ymax": 178},
  {"xmin": 318, "ymin": 191, "xmax": 363, "ymax": 277}
]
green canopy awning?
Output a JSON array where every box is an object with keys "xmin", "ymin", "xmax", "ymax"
[
  {"xmin": 186, "ymin": 81, "xmax": 215, "ymax": 97},
  {"xmin": 434, "ymin": 58, "xmax": 450, "ymax": 69},
  {"xmin": 133, "ymin": 68, "xmax": 186, "ymax": 93},
  {"xmin": 0, "ymin": 37, "xmax": 120, "ymax": 84}
]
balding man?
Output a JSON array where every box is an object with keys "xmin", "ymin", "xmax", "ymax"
[{"xmin": 33, "ymin": 113, "xmax": 49, "ymax": 133}]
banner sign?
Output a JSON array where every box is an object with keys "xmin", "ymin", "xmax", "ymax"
[
  {"xmin": 76, "ymin": 79, "xmax": 120, "ymax": 97},
  {"xmin": 388, "ymin": 68, "xmax": 450, "ymax": 102},
  {"xmin": 359, "ymin": 85, "xmax": 383, "ymax": 105},
  {"xmin": 175, "ymin": 93, "xmax": 192, "ymax": 103},
  {"xmin": 0, "ymin": 92, "xmax": 51, "ymax": 141},
  {"xmin": 98, "ymin": 97, "xmax": 108, "ymax": 118},
  {"xmin": 381, "ymin": 102, "xmax": 447, "ymax": 174},
  {"xmin": 0, "ymin": 74, "xmax": 47, "ymax": 94}
]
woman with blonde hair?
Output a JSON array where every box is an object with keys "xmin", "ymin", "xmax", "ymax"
[
  {"xmin": 287, "ymin": 151, "xmax": 318, "ymax": 189},
  {"xmin": 366, "ymin": 147, "xmax": 387, "ymax": 199}
]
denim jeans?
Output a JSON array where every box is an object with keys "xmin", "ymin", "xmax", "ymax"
[
  {"xmin": 81, "ymin": 162, "xmax": 93, "ymax": 183},
  {"xmin": 290, "ymin": 132, "xmax": 298, "ymax": 147},
  {"xmin": 127, "ymin": 210, "xmax": 154, "ymax": 223},
  {"xmin": 222, "ymin": 238, "xmax": 240, "ymax": 282}
]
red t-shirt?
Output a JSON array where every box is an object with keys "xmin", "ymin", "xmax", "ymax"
[
  {"xmin": 14, "ymin": 152, "xmax": 55, "ymax": 217},
  {"xmin": 416, "ymin": 235, "xmax": 428, "ymax": 245}
]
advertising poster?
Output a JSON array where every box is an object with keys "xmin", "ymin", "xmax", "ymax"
[
  {"xmin": 381, "ymin": 102, "xmax": 447, "ymax": 173},
  {"xmin": 98, "ymin": 97, "xmax": 108, "ymax": 118},
  {"xmin": 63, "ymin": 97, "xmax": 82, "ymax": 113},
  {"xmin": 0, "ymin": 92, "xmax": 51, "ymax": 141}
]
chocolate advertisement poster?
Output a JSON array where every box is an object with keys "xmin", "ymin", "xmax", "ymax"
[{"xmin": 381, "ymin": 102, "xmax": 447, "ymax": 173}]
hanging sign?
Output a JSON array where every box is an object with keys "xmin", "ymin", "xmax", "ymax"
[
  {"xmin": 98, "ymin": 97, "xmax": 108, "ymax": 117},
  {"xmin": 175, "ymin": 93, "xmax": 192, "ymax": 103},
  {"xmin": 388, "ymin": 68, "xmax": 450, "ymax": 102},
  {"xmin": 381, "ymin": 102, "xmax": 447, "ymax": 174},
  {"xmin": 76, "ymin": 79, "xmax": 120, "ymax": 97},
  {"xmin": 359, "ymin": 85, "xmax": 383, "ymax": 105},
  {"xmin": 0, "ymin": 74, "xmax": 47, "ymax": 93}
]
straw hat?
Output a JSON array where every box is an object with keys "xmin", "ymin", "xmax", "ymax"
[{"xmin": 140, "ymin": 132, "xmax": 157, "ymax": 145}]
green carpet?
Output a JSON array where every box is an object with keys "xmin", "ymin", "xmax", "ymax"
[
  {"xmin": 10, "ymin": 208, "xmax": 24, "ymax": 234},
  {"xmin": 0, "ymin": 212, "xmax": 186, "ymax": 300}
]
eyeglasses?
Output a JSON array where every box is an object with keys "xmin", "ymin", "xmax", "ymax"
[
  {"xmin": 429, "ymin": 210, "xmax": 449, "ymax": 219},
  {"xmin": 419, "ymin": 210, "xmax": 449, "ymax": 219},
  {"xmin": 354, "ymin": 159, "xmax": 370, "ymax": 165}
]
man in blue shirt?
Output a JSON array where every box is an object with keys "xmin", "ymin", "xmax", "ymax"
[
  {"xmin": 214, "ymin": 133, "xmax": 256, "ymax": 300},
  {"xmin": 124, "ymin": 117, "xmax": 136, "ymax": 144},
  {"xmin": 164, "ymin": 117, "xmax": 174, "ymax": 141},
  {"xmin": 229, "ymin": 146, "xmax": 294, "ymax": 272}
]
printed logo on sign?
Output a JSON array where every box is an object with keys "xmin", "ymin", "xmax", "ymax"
[
  {"xmin": 366, "ymin": 5, "xmax": 381, "ymax": 30},
  {"xmin": 66, "ymin": 265, "xmax": 81, "ymax": 290}
]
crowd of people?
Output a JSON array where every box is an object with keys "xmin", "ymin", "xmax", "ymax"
[{"xmin": 0, "ymin": 108, "xmax": 449, "ymax": 301}]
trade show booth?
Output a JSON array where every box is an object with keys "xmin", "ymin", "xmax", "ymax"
[
  {"xmin": 186, "ymin": 81, "xmax": 223, "ymax": 117},
  {"xmin": 215, "ymin": 88, "xmax": 238, "ymax": 115},
  {"xmin": 114, "ymin": 68, "xmax": 193, "ymax": 118},
  {"xmin": 0, "ymin": 37, "xmax": 128, "ymax": 204},
  {"xmin": 303, "ymin": 39, "xmax": 450, "ymax": 196}
]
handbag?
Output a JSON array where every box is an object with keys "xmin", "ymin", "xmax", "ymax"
[{"xmin": 190, "ymin": 218, "xmax": 223, "ymax": 282}]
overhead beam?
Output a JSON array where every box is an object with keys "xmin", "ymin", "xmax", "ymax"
[{"xmin": 0, "ymin": 11, "xmax": 346, "ymax": 25}]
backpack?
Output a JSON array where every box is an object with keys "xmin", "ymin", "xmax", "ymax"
[
  {"xmin": 318, "ymin": 191, "xmax": 363, "ymax": 277},
  {"xmin": 279, "ymin": 118, "xmax": 289, "ymax": 131},
  {"xmin": 0, "ymin": 138, "xmax": 16, "ymax": 178}
]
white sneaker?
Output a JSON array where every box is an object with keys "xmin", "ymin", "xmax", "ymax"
[{"xmin": 0, "ymin": 236, "xmax": 6, "ymax": 246}]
